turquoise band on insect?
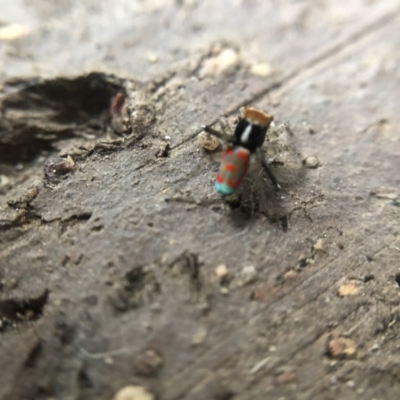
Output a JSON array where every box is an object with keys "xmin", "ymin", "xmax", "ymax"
[{"xmin": 215, "ymin": 182, "xmax": 235, "ymax": 196}]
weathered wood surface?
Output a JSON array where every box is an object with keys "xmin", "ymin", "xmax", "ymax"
[{"xmin": 1, "ymin": 1, "xmax": 400, "ymax": 399}]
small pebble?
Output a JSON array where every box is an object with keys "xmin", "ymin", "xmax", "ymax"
[
  {"xmin": 369, "ymin": 343, "xmax": 380, "ymax": 352},
  {"xmin": 198, "ymin": 131, "xmax": 220, "ymax": 151},
  {"xmin": 250, "ymin": 63, "xmax": 271, "ymax": 77},
  {"xmin": 0, "ymin": 175, "xmax": 11, "ymax": 194},
  {"xmin": 215, "ymin": 264, "xmax": 228, "ymax": 279},
  {"xmin": 303, "ymin": 155, "xmax": 320, "ymax": 169},
  {"xmin": 192, "ymin": 328, "xmax": 207, "ymax": 345},
  {"xmin": 276, "ymin": 370, "xmax": 296, "ymax": 385},
  {"xmin": 44, "ymin": 155, "xmax": 75, "ymax": 180},
  {"xmin": 268, "ymin": 91, "xmax": 282, "ymax": 106},
  {"xmin": 112, "ymin": 385, "xmax": 154, "ymax": 400},
  {"xmin": 199, "ymin": 48, "xmax": 239, "ymax": 78},
  {"xmin": 147, "ymin": 52, "xmax": 158, "ymax": 63},
  {"xmin": 0, "ymin": 23, "xmax": 30, "ymax": 41},
  {"xmin": 326, "ymin": 335, "xmax": 356, "ymax": 358},
  {"xmin": 370, "ymin": 187, "xmax": 398, "ymax": 200},
  {"xmin": 135, "ymin": 349, "xmax": 163, "ymax": 377},
  {"xmin": 220, "ymin": 287, "xmax": 229, "ymax": 295},
  {"xmin": 0, "ymin": 175, "xmax": 10, "ymax": 186},
  {"xmin": 105, "ymin": 356, "xmax": 114, "ymax": 365},
  {"xmin": 283, "ymin": 269, "xmax": 298, "ymax": 280},
  {"xmin": 337, "ymin": 281, "xmax": 360, "ymax": 297},
  {"xmin": 234, "ymin": 265, "xmax": 258, "ymax": 287},
  {"xmin": 313, "ymin": 238, "xmax": 325, "ymax": 251}
]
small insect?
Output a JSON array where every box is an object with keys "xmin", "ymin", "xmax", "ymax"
[{"xmin": 202, "ymin": 106, "xmax": 281, "ymax": 196}]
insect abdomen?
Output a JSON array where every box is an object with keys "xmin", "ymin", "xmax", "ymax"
[{"xmin": 215, "ymin": 147, "xmax": 250, "ymax": 195}]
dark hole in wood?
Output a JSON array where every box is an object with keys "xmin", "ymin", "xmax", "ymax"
[{"xmin": 0, "ymin": 73, "xmax": 124, "ymax": 163}]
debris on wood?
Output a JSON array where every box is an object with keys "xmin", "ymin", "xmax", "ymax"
[
  {"xmin": 199, "ymin": 47, "xmax": 240, "ymax": 79},
  {"xmin": 313, "ymin": 238, "xmax": 325, "ymax": 251},
  {"xmin": 326, "ymin": 334, "xmax": 357, "ymax": 359},
  {"xmin": 215, "ymin": 264, "xmax": 229, "ymax": 280},
  {"xmin": 337, "ymin": 280, "xmax": 361, "ymax": 297},
  {"xmin": 0, "ymin": 23, "xmax": 30, "ymax": 41},
  {"xmin": 232, "ymin": 265, "xmax": 258, "ymax": 288},
  {"xmin": 249, "ymin": 63, "xmax": 272, "ymax": 77},
  {"xmin": 192, "ymin": 327, "xmax": 208, "ymax": 345},
  {"xmin": 370, "ymin": 187, "xmax": 398, "ymax": 200},
  {"xmin": 44, "ymin": 155, "xmax": 75, "ymax": 181},
  {"xmin": 135, "ymin": 348, "xmax": 164, "ymax": 377},
  {"xmin": 303, "ymin": 155, "xmax": 321, "ymax": 169},
  {"xmin": 198, "ymin": 131, "xmax": 221, "ymax": 151},
  {"xmin": 112, "ymin": 385, "xmax": 154, "ymax": 400}
]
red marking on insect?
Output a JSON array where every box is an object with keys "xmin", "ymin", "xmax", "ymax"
[
  {"xmin": 216, "ymin": 147, "xmax": 251, "ymax": 193},
  {"xmin": 224, "ymin": 148, "xmax": 235, "ymax": 156},
  {"xmin": 216, "ymin": 174, "xmax": 224, "ymax": 183},
  {"xmin": 228, "ymin": 179, "xmax": 242, "ymax": 188},
  {"xmin": 236, "ymin": 149, "xmax": 250, "ymax": 161}
]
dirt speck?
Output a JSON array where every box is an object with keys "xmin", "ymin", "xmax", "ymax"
[
  {"xmin": 215, "ymin": 264, "xmax": 229, "ymax": 279},
  {"xmin": 198, "ymin": 131, "xmax": 221, "ymax": 151},
  {"xmin": 326, "ymin": 335, "xmax": 357, "ymax": 359},
  {"xmin": 249, "ymin": 63, "xmax": 272, "ymax": 77},
  {"xmin": 276, "ymin": 370, "xmax": 297, "ymax": 385},
  {"xmin": 303, "ymin": 155, "xmax": 320, "ymax": 169},
  {"xmin": 232, "ymin": 265, "xmax": 258, "ymax": 288},
  {"xmin": 337, "ymin": 280, "xmax": 361, "ymax": 297},
  {"xmin": 113, "ymin": 385, "xmax": 154, "ymax": 400},
  {"xmin": 135, "ymin": 348, "xmax": 164, "ymax": 377},
  {"xmin": 199, "ymin": 47, "xmax": 240, "ymax": 79},
  {"xmin": 192, "ymin": 327, "xmax": 208, "ymax": 345},
  {"xmin": 44, "ymin": 155, "xmax": 75, "ymax": 181},
  {"xmin": 0, "ymin": 23, "xmax": 30, "ymax": 41},
  {"xmin": 370, "ymin": 187, "xmax": 398, "ymax": 200}
]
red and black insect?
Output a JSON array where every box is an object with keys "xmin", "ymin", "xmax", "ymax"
[{"xmin": 202, "ymin": 106, "xmax": 280, "ymax": 196}]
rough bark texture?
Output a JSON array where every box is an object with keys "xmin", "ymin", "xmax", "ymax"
[{"xmin": 1, "ymin": 1, "xmax": 400, "ymax": 399}]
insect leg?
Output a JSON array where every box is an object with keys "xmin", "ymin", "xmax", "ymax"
[
  {"xmin": 201, "ymin": 125, "xmax": 233, "ymax": 143},
  {"xmin": 255, "ymin": 148, "xmax": 281, "ymax": 190}
]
